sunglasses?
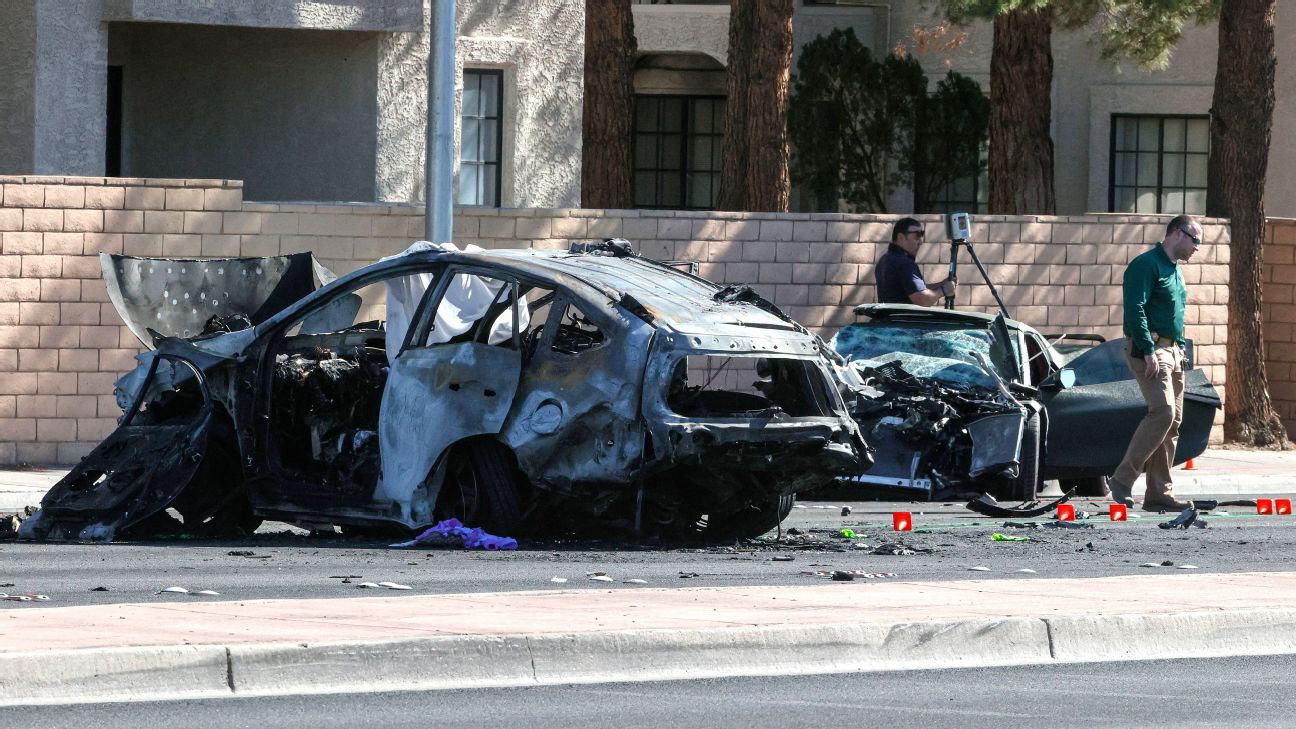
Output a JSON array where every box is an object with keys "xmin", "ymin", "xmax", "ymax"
[
  {"xmin": 906, "ymin": 229, "xmax": 926, "ymax": 239},
  {"xmin": 1178, "ymin": 228, "xmax": 1202, "ymax": 246}
]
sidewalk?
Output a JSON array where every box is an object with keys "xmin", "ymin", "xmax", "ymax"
[
  {"xmin": 3, "ymin": 572, "xmax": 1296, "ymax": 706},
  {"xmin": 5, "ymin": 447, "xmax": 1293, "ymax": 511}
]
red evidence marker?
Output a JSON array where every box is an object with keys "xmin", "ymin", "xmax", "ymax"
[
  {"xmin": 1056, "ymin": 504, "xmax": 1076, "ymax": 521},
  {"xmin": 1275, "ymin": 498, "xmax": 1292, "ymax": 515},
  {"xmin": 1109, "ymin": 503, "xmax": 1128, "ymax": 521},
  {"xmin": 893, "ymin": 512, "xmax": 912, "ymax": 531},
  {"xmin": 1258, "ymin": 499, "xmax": 1275, "ymax": 515}
]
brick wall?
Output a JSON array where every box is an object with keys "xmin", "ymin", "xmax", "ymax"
[
  {"xmin": 1264, "ymin": 219, "xmax": 1296, "ymax": 436},
  {"xmin": 1, "ymin": 176, "xmax": 1231, "ymax": 464}
]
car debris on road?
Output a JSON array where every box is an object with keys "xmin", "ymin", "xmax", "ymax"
[{"xmin": 1158, "ymin": 507, "xmax": 1208, "ymax": 530}]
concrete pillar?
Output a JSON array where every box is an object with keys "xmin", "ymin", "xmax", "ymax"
[
  {"xmin": 32, "ymin": 0, "xmax": 108, "ymax": 175},
  {"xmin": 0, "ymin": 1, "xmax": 38, "ymax": 174}
]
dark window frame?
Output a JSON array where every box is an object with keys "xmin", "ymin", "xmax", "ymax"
[
  {"xmin": 460, "ymin": 69, "xmax": 504, "ymax": 207},
  {"xmin": 1108, "ymin": 113, "xmax": 1209, "ymax": 215},
  {"xmin": 914, "ymin": 141, "xmax": 988, "ymax": 215},
  {"xmin": 633, "ymin": 94, "xmax": 724, "ymax": 210},
  {"xmin": 106, "ymin": 66, "xmax": 123, "ymax": 177}
]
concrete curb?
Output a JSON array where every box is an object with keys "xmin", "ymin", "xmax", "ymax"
[{"xmin": 5, "ymin": 608, "xmax": 1296, "ymax": 706}]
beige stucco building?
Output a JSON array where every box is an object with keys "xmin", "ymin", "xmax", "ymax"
[
  {"xmin": 0, "ymin": 0, "xmax": 583, "ymax": 208},
  {"xmin": 3, "ymin": 0, "xmax": 1295, "ymax": 217},
  {"xmin": 630, "ymin": 0, "xmax": 1296, "ymax": 218}
]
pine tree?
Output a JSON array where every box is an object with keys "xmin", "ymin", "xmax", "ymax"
[
  {"xmin": 717, "ymin": 0, "xmax": 794, "ymax": 212},
  {"xmin": 581, "ymin": 0, "xmax": 637, "ymax": 209},
  {"xmin": 1206, "ymin": 0, "xmax": 1289, "ymax": 446}
]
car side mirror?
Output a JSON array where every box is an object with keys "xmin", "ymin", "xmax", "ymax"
[{"xmin": 1042, "ymin": 368, "xmax": 1076, "ymax": 391}]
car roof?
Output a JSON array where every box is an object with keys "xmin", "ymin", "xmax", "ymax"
[{"xmin": 370, "ymin": 248, "xmax": 805, "ymax": 335}]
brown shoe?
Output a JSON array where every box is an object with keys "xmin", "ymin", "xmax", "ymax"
[
  {"xmin": 1142, "ymin": 495, "xmax": 1193, "ymax": 512},
  {"xmin": 1108, "ymin": 480, "xmax": 1135, "ymax": 507}
]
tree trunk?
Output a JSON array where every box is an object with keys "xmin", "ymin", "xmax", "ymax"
[
  {"xmin": 1208, "ymin": 0, "xmax": 1288, "ymax": 446},
  {"xmin": 581, "ymin": 0, "xmax": 637, "ymax": 209},
  {"xmin": 717, "ymin": 0, "xmax": 793, "ymax": 212},
  {"xmin": 987, "ymin": 7, "xmax": 1055, "ymax": 214}
]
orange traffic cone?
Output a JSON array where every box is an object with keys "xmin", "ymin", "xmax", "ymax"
[{"xmin": 1184, "ymin": 458, "xmax": 1195, "ymax": 470}]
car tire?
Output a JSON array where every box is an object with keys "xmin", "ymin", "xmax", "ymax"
[
  {"xmin": 706, "ymin": 491, "xmax": 796, "ymax": 540},
  {"xmin": 1012, "ymin": 412, "xmax": 1042, "ymax": 502},
  {"xmin": 1060, "ymin": 476, "xmax": 1110, "ymax": 498},
  {"xmin": 437, "ymin": 440, "xmax": 523, "ymax": 536}
]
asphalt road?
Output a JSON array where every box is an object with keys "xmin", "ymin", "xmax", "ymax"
[
  {"xmin": 2, "ymin": 497, "xmax": 1292, "ymax": 606},
  {"xmin": 7, "ymin": 655, "xmax": 1292, "ymax": 728}
]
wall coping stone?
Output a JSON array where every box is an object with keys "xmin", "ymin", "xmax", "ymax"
[{"xmin": 0, "ymin": 176, "xmax": 242, "ymax": 189}]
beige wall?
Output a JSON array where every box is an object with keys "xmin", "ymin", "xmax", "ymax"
[{"xmin": 1, "ymin": 176, "xmax": 1231, "ymax": 464}]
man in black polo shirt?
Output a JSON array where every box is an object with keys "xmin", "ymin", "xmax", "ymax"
[{"xmin": 874, "ymin": 217, "xmax": 957, "ymax": 306}]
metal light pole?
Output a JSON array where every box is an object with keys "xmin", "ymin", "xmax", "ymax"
[{"xmin": 425, "ymin": 0, "xmax": 456, "ymax": 243}]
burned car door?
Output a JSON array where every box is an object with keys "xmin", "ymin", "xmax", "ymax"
[
  {"xmin": 375, "ymin": 269, "xmax": 524, "ymax": 522},
  {"xmin": 1039, "ymin": 338, "xmax": 1221, "ymax": 480},
  {"xmin": 500, "ymin": 290, "xmax": 648, "ymax": 489},
  {"xmin": 19, "ymin": 352, "xmax": 224, "ymax": 541}
]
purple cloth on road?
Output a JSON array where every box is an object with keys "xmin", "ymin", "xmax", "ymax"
[{"xmin": 389, "ymin": 518, "xmax": 518, "ymax": 551}]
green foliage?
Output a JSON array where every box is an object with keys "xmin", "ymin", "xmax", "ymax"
[
  {"xmin": 910, "ymin": 72, "xmax": 991, "ymax": 210},
  {"xmin": 789, "ymin": 28, "xmax": 988, "ymax": 213},
  {"xmin": 789, "ymin": 29, "xmax": 926, "ymax": 212},
  {"xmin": 938, "ymin": 0, "xmax": 1220, "ymax": 70}
]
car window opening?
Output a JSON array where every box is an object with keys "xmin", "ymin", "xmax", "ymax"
[
  {"xmin": 268, "ymin": 277, "xmax": 394, "ymax": 492},
  {"xmin": 551, "ymin": 302, "xmax": 605, "ymax": 355},
  {"xmin": 667, "ymin": 355, "xmax": 835, "ymax": 418}
]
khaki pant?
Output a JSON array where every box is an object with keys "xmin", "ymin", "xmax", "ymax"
[{"xmin": 1111, "ymin": 341, "xmax": 1185, "ymax": 500}]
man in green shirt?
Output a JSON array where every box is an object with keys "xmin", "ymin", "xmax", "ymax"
[{"xmin": 1109, "ymin": 215, "xmax": 1202, "ymax": 511}]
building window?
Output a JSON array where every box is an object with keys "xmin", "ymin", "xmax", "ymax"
[
  {"xmin": 634, "ymin": 96, "xmax": 724, "ymax": 209},
  {"xmin": 1109, "ymin": 114, "xmax": 1209, "ymax": 215},
  {"xmin": 460, "ymin": 69, "xmax": 503, "ymax": 207},
  {"xmin": 915, "ymin": 143, "xmax": 988, "ymax": 215}
]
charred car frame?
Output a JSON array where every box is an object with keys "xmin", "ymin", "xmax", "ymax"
[{"xmin": 21, "ymin": 242, "xmax": 869, "ymax": 542}]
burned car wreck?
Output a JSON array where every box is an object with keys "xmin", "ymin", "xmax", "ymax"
[
  {"xmin": 832, "ymin": 304, "xmax": 1221, "ymax": 501},
  {"xmin": 21, "ymin": 241, "xmax": 869, "ymax": 542}
]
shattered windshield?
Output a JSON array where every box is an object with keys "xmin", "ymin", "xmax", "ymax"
[{"xmin": 831, "ymin": 322, "xmax": 1012, "ymax": 389}]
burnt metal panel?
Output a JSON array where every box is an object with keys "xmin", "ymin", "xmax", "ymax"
[
  {"xmin": 102, "ymin": 252, "xmax": 325, "ymax": 346},
  {"xmin": 376, "ymin": 342, "xmax": 523, "ymax": 520},
  {"xmin": 18, "ymin": 355, "xmax": 216, "ymax": 542}
]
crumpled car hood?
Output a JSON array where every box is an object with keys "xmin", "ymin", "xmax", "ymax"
[{"xmin": 102, "ymin": 252, "xmax": 335, "ymax": 347}]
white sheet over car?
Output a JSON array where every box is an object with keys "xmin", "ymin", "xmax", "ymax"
[{"xmin": 382, "ymin": 241, "xmax": 528, "ymax": 362}]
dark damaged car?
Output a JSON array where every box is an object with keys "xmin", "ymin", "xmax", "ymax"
[
  {"xmin": 831, "ymin": 304, "xmax": 1221, "ymax": 501},
  {"xmin": 20, "ymin": 242, "xmax": 869, "ymax": 542}
]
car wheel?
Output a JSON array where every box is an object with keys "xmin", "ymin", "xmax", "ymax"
[
  {"xmin": 436, "ymin": 440, "xmax": 523, "ymax": 535},
  {"xmin": 1060, "ymin": 476, "xmax": 1110, "ymax": 498},
  {"xmin": 706, "ymin": 491, "xmax": 796, "ymax": 540},
  {"xmin": 1012, "ymin": 412, "xmax": 1042, "ymax": 501}
]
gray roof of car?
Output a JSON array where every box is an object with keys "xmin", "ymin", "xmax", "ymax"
[{"xmin": 398, "ymin": 248, "xmax": 804, "ymax": 334}]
